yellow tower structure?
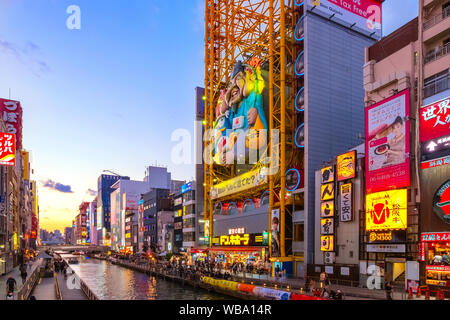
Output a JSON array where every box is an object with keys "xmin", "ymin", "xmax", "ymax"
[{"xmin": 204, "ymin": 0, "xmax": 301, "ymax": 261}]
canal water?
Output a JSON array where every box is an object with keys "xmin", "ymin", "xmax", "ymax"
[{"xmin": 58, "ymin": 253, "xmax": 229, "ymax": 300}]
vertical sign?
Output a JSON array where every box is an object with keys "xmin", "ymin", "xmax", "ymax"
[
  {"xmin": 320, "ymin": 166, "xmax": 335, "ymax": 253},
  {"xmin": 365, "ymin": 90, "xmax": 410, "ymax": 193},
  {"xmin": 0, "ymin": 133, "xmax": 16, "ymax": 166},
  {"xmin": 0, "ymin": 99, "xmax": 23, "ymax": 151},
  {"xmin": 271, "ymin": 209, "xmax": 281, "ymax": 257},
  {"xmin": 340, "ymin": 183, "xmax": 353, "ymax": 222}
]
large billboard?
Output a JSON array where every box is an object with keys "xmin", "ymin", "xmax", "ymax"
[
  {"xmin": 366, "ymin": 189, "xmax": 408, "ymax": 232},
  {"xmin": 306, "ymin": 0, "xmax": 382, "ymax": 39},
  {"xmin": 0, "ymin": 99, "xmax": 23, "ymax": 151},
  {"xmin": 420, "ymin": 97, "xmax": 450, "ymax": 168},
  {"xmin": 365, "ymin": 90, "xmax": 410, "ymax": 193}
]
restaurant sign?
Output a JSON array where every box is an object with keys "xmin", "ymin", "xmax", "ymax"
[
  {"xmin": 212, "ymin": 233, "xmax": 265, "ymax": 247},
  {"xmin": 433, "ymin": 180, "xmax": 450, "ymax": 225}
]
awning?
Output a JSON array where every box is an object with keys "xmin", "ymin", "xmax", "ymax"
[{"xmin": 208, "ymin": 246, "xmax": 265, "ymax": 253}]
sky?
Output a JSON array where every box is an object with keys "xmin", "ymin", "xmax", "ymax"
[{"xmin": 0, "ymin": 0, "xmax": 419, "ymax": 232}]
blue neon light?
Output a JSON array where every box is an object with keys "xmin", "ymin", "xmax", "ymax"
[
  {"xmin": 243, "ymin": 199, "xmax": 255, "ymax": 212},
  {"xmin": 294, "ymin": 0, "xmax": 304, "ymax": 6},
  {"xmin": 228, "ymin": 202, "xmax": 238, "ymax": 216},
  {"xmin": 295, "ymin": 51, "xmax": 305, "ymax": 77},
  {"xmin": 295, "ymin": 87, "xmax": 305, "ymax": 112},
  {"xmin": 294, "ymin": 16, "xmax": 305, "ymax": 42},
  {"xmin": 295, "ymin": 124, "xmax": 305, "ymax": 148},
  {"xmin": 285, "ymin": 168, "xmax": 301, "ymax": 192}
]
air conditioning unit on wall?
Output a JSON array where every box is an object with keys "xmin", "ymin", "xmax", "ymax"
[{"xmin": 324, "ymin": 252, "xmax": 336, "ymax": 265}]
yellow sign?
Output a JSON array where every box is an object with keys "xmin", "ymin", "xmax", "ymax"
[
  {"xmin": 321, "ymin": 201, "xmax": 334, "ymax": 218},
  {"xmin": 321, "ymin": 167, "xmax": 334, "ymax": 184},
  {"xmin": 366, "ymin": 189, "xmax": 407, "ymax": 231},
  {"xmin": 321, "ymin": 235, "xmax": 334, "ymax": 252},
  {"xmin": 321, "ymin": 183, "xmax": 334, "ymax": 201},
  {"xmin": 369, "ymin": 231, "xmax": 393, "ymax": 242},
  {"xmin": 337, "ymin": 151, "xmax": 356, "ymax": 181},
  {"xmin": 22, "ymin": 151, "xmax": 30, "ymax": 181},
  {"xmin": 218, "ymin": 234, "xmax": 250, "ymax": 246},
  {"xmin": 13, "ymin": 232, "xmax": 18, "ymax": 250},
  {"xmin": 210, "ymin": 167, "xmax": 268, "ymax": 200}
]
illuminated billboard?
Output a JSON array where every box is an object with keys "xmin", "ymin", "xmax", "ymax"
[
  {"xmin": 0, "ymin": 99, "xmax": 23, "ymax": 151},
  {"xmin": 366, "ymin": 189, "xmax": 408, "ymax": 231},
  {"xmin": 337, "ymin": 151, "xmax": 356, "ymax": 181},
  {"xmin": 366, "ymin": 90, "xmax": 410, "ymax": 193},
  {"xmin": 0, "ymin": 133, "xmax": 16, "ymax": 166},
  {"xmin": 321, "ymin": 235, "xmax": 334, "ymax": 252},
  {"xmin": 210, "ymin": 167, "xmax": 267, "ymax": 200},
  {"xmin": 433, "ymin": 180, "xmax": 450, "ymax": 225},
  {"xmin": 420, "ymin": 97, "xmax": 450, "ymax": 143},
  {"xmin": 306, "ymin": 0, "xmax": 382, "ymax": 39}
]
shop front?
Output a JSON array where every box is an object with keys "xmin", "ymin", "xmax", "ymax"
[
  {"xmin": 187, "ymin": 248, "xmax": 208, "ymax": 265},
  {"xmin": 421, "ymin": 232, "xmax": 450, "ymax": 288},
  {"xmin": 209, "ymin": 232, "xmax": 269, "ymax": 269}
]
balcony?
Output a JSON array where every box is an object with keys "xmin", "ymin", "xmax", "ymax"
[
  {"xmin": 424, "ymin": 6, "xmax": 450, "ymax": 30},
  {"xmin": 425, "ymin": 42, "xmax": 450, "ymax": 64},
  {"xmin": 424, "ymin": 74, "xmax": 450, "ymax": 99}
]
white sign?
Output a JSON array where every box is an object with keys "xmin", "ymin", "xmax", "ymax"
[
  {"xmin": 366, "ymin": 244, "xmax": 406, "ymax": 253},
  {"xmin": 325, "ymin": 266, "xmax": 334, "ymax": 274},
  {"xmin": 306, "ymin": 0, "xmax": 382, "ymax": 39},
  {"xmin": 340, "ymin": 183, "xmax": 353, "ymax": 222},
  {"xmin": 341, "ymin": 267, "xmax": 350, "ymax": 276}
]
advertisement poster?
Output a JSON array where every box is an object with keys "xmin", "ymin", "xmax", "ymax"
[
  {"xmin": 0, "ymin": 133, "xmax": 16, "ymax": 166},
  {"xmin": 271, "ymin": 209, "xmax": 280, "ymax": 257},
  {"xmin": 337, "ymin": 151, "xmax": 356, "ymax": 181},
  {"xmin": 366, "ymin": 90, "xmax": 410, "ymax": 193},
  {"xmin": 0, "ymin": 99, "xmax": 23, "ymax": 151},
  {"xmin": 366, "ymin": 189, "xmax": 408, "ymax": 231},
  {"xmin": 306, "ymin": 0, "xmax": 382, "ymax": 39}
]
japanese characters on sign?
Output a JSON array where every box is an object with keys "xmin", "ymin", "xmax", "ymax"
[
  {"xmin": 420, "ymin": 97, "xmax": 450, "ymax": 143},
  {"xmin": 366, "ymin": 189, "xmax": 408, "ymax": 231},
  {"xmin": 321, "ymin": 218, "xmax": 334, "ymax": 235},
  {"xmin": 320, "ymin": 165, "xmax": 336, "ymax": 253},
  {"xmin": 337, "ymin": 151, "xmax": 356, "ymax": 181},
  {"xmin": 210, "ymin": 167, "xmax": 267, "ymax": 200},
  {"xmin": 421, "ymin": 232, "xmax": 450, "ymax": 242},
  {"xmin": 422, "ymin": 156, "xmax": 450, "ymax": 170},
  {"xmin": 0, "ymin": 99, "xmax": 22, "ymax": 151},
  {"xmin": 0, "ymin": 132, "xmax": 16, "ymax": 166},
  {"xmin": 212, "ymin": 233, "xmax": 265, "ymax": 247},
  {"xmin": 340, "ymin": 183, "xmax": 353, "ymax": 222},
  {"xmin": 368, "ymin": 230, "xmax": 407, "ymax": 244},
  {"xmin": 321, "ymin": 235, "xmax": 335, "ymax": 252},
  {"xmin": 365, "ymin": 90, "xmax": 410, "ymax": 193}
]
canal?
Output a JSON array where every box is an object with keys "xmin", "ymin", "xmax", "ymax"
[{"xmin": 58, "ymin": 253, "xmax": 230, "ymax": 300}]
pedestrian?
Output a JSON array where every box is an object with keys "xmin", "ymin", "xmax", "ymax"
[
  {"xmin": 20, "ymin": 269, "xmax": 27, "ymax": 285},
  {"xmin": 6, "ymin": 276, "xmax": 16, "ymax": 298},
  {"xmin": 305, "ymin": 277, "xmax": 311, "ymax": 293},
  {"xmin": 385, "ymin": 281, "xmax": 393, "ymax": 300}
]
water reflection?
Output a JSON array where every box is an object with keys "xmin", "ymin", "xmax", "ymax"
[{"xmin": 59, "ymin": 254, "xmax": 229, "ymax": 300}]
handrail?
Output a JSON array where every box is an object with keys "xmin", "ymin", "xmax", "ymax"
[
  {"xmin": 17, "ymin": 260, "xmax": 43, "ymax": 300},
  {"xmin": 54, "ymin": 272, "xmax": 63, "ymax": 300},
  {"xmin": 424, "ymin": 6, "xmax": 450, "ymax": 30},
  {"xmin": 425, "ymin": 42, "xmax": 450, "ymax": 64},
  {"xmin": 424, "ymin": 75, "xmax": 450, "ymax": 99}
]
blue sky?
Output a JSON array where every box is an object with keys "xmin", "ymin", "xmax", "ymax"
[{"xmin": 0, "ymin": 0, "xmax": 419, "ymax": 232}]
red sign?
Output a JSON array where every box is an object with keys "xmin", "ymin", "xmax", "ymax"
[
  {"xmin": 0, "ymin": 132, "xmax": 16, "ymax": 166},
  {"xmin": 420, "ymin": 97, "xmax": 450, "ymax": 143},
  {"xmin": 421, "ymin": 232, "xmax": 450, "ymax": 242},
  {"xmin": 365, "ymin": 90, "xmax": 410, "ymax": 193},
  {"xmin": 433, "ymin": 180, "xmax": 450, "ymax": 225},
  {"xmin": 0, "ymin": 99, "xmax": 22, "ymax": 151},
  {"xmin": 426, "ymin": 265, "xmax": 450, "ymax": 272},
  {"xmin": 422, "ymin": 156, "xmax": 450, "ymax": 169}
]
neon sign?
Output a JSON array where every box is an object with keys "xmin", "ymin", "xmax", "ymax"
[{"xmin": 433, "ymin": 180, "xmax": 450, "ymax": 225}]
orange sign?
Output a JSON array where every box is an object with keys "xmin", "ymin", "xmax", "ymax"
[
  {"xmin": 337, "ymin": 151, "xmax": 356, "ymax": 181},
  {"xmin": 0, "ymin": 132, "xmax": 15, "ymax": 166},
  {"xmin": 366, "ymin": 189, "xmax": 407, "ymax": 231},
  {"xmin": 321, "ymin": 235, "xmax": 334, "ymax": 252}
]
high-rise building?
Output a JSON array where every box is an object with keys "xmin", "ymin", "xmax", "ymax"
[
  {"xmin": 142, "ymin": 188, "xmax": 171, "ymax": 252},
  {"xmin": 89, "ymin": 199, "xmax": 98, "ymax": 245},
  {"xmin": 110, "ymin": 180, "xmax": 151, "ymax": 252},
  {"xmin": 97, "ymin": 174, "xmax": 130, "ymax": 246},
  {"xmin": 144, "ymin": 166, "xmax": 172, "ymax": 190}
]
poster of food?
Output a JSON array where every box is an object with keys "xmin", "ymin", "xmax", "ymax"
[{"xmin": 365, "ymin": 90, "xmax": 410, "ymax": 193}]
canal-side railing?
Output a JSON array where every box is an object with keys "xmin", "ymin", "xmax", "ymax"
[
  {"xmin": 17, "ymin": 260, "xmax": 43, "ymax": 300},
  {"xmin": 79, "ymin": 277, "xmax": 100, "ymax": 300},
  {"xmin": 54, "ymin": 272, "xmax": 63, "ymax": 300}
]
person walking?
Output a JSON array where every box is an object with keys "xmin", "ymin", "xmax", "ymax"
[
  {"xmin": 5, "ymin": 276, "xmax": 16, "ymax": 299},
  {"xmin": 385, "ymin": 281, "xmax": 393, "ymax": 300},
  {"xmin": 20, "ymin": 267, "xmax": 28, "ymax": 285}
]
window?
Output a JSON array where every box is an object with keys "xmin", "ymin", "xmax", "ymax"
[{"xmin": 294, "ymin": 223, "xmax": 304, "ymax": 242}]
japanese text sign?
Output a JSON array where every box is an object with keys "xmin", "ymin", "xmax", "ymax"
[
  {"xmin": 0, "ymin": 99, "xmax": 22, "ymax": 151},
  {"xmin": 340, "ymin": 183, "xmax": 353, "ymax": 222},
  {"xmin": 420, "ymin": 97, "xmax": 450, "ymax": 143},
  {"xmin": 0, "ymin": 132, "xmax": 15, "ymax": 166},
  {"xmin": 366, "ymin": 189, "xmax": 408, "ymax": 231},
  {"xmin": 337, "ymin": 151, "xmax": 356, "ymax": 181}
]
